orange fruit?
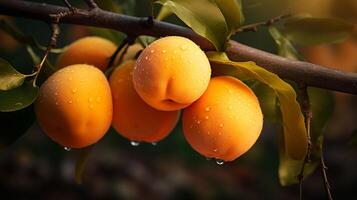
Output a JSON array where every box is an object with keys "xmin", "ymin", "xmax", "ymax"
[
  {"xmin": 182, "ymin": 76, "xmax": 263, "ymax": 161},
  {"xmin": 110, "ymin": 60, "xmax": 180, "ymax": 142},
  {"xmin": 133, "ymin": 36, "xmax": 211, "ymax": 111},
  {"xmin": 57, "ymin": 36, "xmax": 116, "ymax": 71},
  {"xmin": 35, "ymin": 64, "xmax": 113, "ymax": 148}
]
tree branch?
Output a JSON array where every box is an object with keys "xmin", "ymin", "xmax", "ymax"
[{"xmin": 0, "ymin": 0, "xmax": 357, "ymax": 94}]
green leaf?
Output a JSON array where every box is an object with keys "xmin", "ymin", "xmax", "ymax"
[
  {"xmin": 75, "ymin": 146, "xmax": 93, "ymax": 184},
  {"xmin": 278, "ymin": 88, "xmax": 334, "ymax": 186},
  {"xmin": 0, "ymin": 105, "xmax": 35, "ymax": 151},
  {"xmin": 0, "ymin": 58, "xmax": 27, "ymax": 91},
  {"xmin": 0, "ymin": 81, "xmax": 39, "ymax": 112},
  {"xmin": 96, "ymin": 0, "xmax": 122, "ymax": 13},
  {"xmin": 269, "ymin": 27, "xmax": 302, "ymax": 60},
  {"xmin": 156, "ymin": 0, "xmax": 228, "ymax": 51},
  {"xmin": 208, "ymin": 52, "xmax": 308, "ymax": 160},
  {"xmin": 213, "ymin": 0, "xmax": 244, "ymax": 36},
  {"xmin": 281, "ymin": 15, "xmax": 354, "ymax": 46}
]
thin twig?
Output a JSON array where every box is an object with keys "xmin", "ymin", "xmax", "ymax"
[
  {"xmin": 235, "ymin": 14, "xmax": 291, "ymax": 33},
  {"xmin": 84, "ymin": 0, "xmax": 98, "ymax": 9},
  {"xmin": 296, "ymin": 84, "xmax": 312, "ymax": 200},
  {"xmin": 33, "ymin": 23, "xmax": 60, "ymax": 87},
  {"xmin": 321, "ymin": 147, "xmax": 333, "ymax": 200}
]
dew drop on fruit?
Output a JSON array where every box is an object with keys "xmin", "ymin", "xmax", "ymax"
[
  {"xmin": 88, "ymin": 97, "xmax": 93, "ymax": 102},
  {"xmin": 219, "ymin": 123, "xmax": 224, "ymax": 128},
  {"xmin": 228, "ymin": 89, "xmax": 233, "ymax": 94},
  {"xmin": 130, "ymin": 141, "xmax": 140, "ymax": 146},
  {"xmin": 205, "ymin": 116, "xmax": 209, "ymax": 120},
  {"xmin": 196, "ymin": 120, "xmax": 201, "ymax": 124},
  {"xmin": 162, "ymin": 50, "xmax": 166, "ymax": 53},
  {"xmin": 215, "ymin": 159, "xmax": 224, "ymax": 165},
  {"xmin": 72, "ymin": 89, "xmax": 77, "ymax": 93},
  {"xmin": 150, "ymin": 49, "xmax": 155, "ymax": 53},
  {"xmin": 205, "ymin": 107, "xmax": 210, "ymax": 112},
  {"xmin": 180, "ymin": 45, "xmax": 187, "ymax": 51},
  {"xmin": 64, "ymin": 146, "xmax": 71, "ymax": 151}
]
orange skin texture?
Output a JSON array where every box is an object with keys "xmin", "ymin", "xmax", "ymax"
[
  {"xmin": 57, "ymin": 36, "xmax": 117, "ymax": 71},
  {"xmin": 133, "ymin": 36, "xmax": 211, "ymax": 111},
  {"xmin": 35, "ymin": 64, "xmax": 113, "ymax": 148},
  {"xmin": 110, "ymin": 61, "xmax": 180, "ymax": 142},
  {"xmin": 182, "ymin": 76, "xmax": 263, "ymax": 161}
]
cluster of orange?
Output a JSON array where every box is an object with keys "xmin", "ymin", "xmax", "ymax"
[{"xmin": 35, "ymin": 36, "xmax": 263, "ymax": 162}]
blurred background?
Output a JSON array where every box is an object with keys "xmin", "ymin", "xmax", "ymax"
[{"xmin": 0, "ymin": 0, "xmax": 356, "ymax": 199}]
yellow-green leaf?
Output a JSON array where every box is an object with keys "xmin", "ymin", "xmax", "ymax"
[
  {"xmin": 214, "ymin": 0, "xmax": 244, "ymax": 35},
  {"xmin": 0, "ymin": 58, "xmax": 26, "ymax": 91},
  {"xmin": 156, "ymin": 0, "xmax": 228, "ymax": 51},
  {"xmin": 208, "ymin": 53, "xmax": 308, "ymax": 160},
  {"xmin": 269, "ymin": 27, "xmax": 302, "ymax": 60}
]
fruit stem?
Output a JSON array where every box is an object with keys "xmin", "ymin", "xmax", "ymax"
[
  {"xmin": 33, "ymin": 23, "xmax": 60, "ymax": 87},
  {"xmin": 105, "ymin": 36, "xmax": 136, "ymax": 77}
]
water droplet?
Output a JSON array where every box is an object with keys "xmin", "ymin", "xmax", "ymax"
[
  {"xmin": 180, "ymin": 45, "xmax": 187, "ymax": 51},
  {"xmin": 68, "ymin": 100, "xmax": 73, "ymax": 104},
  {"xmin": 189, "ymin": 125, "xmax": 194, "ymax": 129},
  {"xmin": 96, "ymin": 97, "xmax": 102, "ymax": 103},
  {"xmin": 15, "ymin": 102, "xmax": 23, "ymax": 106},
  {"xmin": 205, "ymin": 116, "xmax": 209, "ymax": 120},
  {"xmin": 207, "ymin": 131, "xmax": 210, "ymax": 135},
  {"xmin": 189, "ymin": 60, "xmax": 193, "ymax": 64},
  {"xmin": 213, "ymin": 149, "xmax": 218, "ymax": 152},
  {"xmin": 228, "ymin": 89, "xmax": 233, "ymax": 94},
  {"xmin": 150, "ymin": 49, "xmax": 155, "ymax": 53},
  {"xmin": 68, "ymin": 77, "xmax": 73, "ymax": 81},
  {"xmin": 228, "ymin": 105, "xmax": 232, "ymax": 110},
  {"xmin": 219, "ymin": 123, "xmax": 224, "ymax": 128},
  {"xmin": 162, "ymin": 50, "xmax": 166, "ymax": 53},
  {"xmin": 152, "ymin": 142, "xmax": 157, "ymax": 146},
  {"xmin": 145, "ymin": 56, "xmax": 149, "ymax": 60},
  {"xmin": 89, "ymin": 104, "xmax": 94, "ymax": 109},
  {"xmin": 197, "ymin": 120, "xmax": 201, "ymax": 124},
  {"xmin": 130, "ymin": 141, "xmax": 140, "ymax": 146},
  {"xmin": 64, "ymin": 146, "xmax": 71, "ymax": 151},
  {"xmin": 55, "ymin": 102, "xmax": 59, "ymax": 105},
  {"xmin": 164, "ymin": 58, "xmax": 169, "ymax": 61},
  {"xmin": 205, "ymin": 107, "xmax": 210, "ymax": 112},
  {"xmin": 216, "ymin": 159, "xmax": 224, "ymax": 165},
  {"xmin": 88, "ymin": 97, "xmax": 93, "ymax": 102},
  {"xmin": 218, "ymin": 132, "xmax": 222, "ymax": 136},
  {"xmin": 173, "ymin": 50, "xmax": 177, "ymax": 54},
  {"xmin": 72, "ymin": 89, "xmax": 77, "ymax": 93}
]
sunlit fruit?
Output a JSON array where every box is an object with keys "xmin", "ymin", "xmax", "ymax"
[
  {"xmin": 182, "ymin": 76, "xmax": 263, "ymax": 162},
  {"xmin": 133, "ymin": 36, "xmax": 211, "ymax": 111},
  {"xmin": 110, "ymin": 60, "xmax": 179, "ymax": 143},
  {"xmin": 35, "ymin": 64, "xmax": 113, "ymax": 148},
  {"xmin": 57, "ymin": 36, "xmax": 117, "ymax": 71}
]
